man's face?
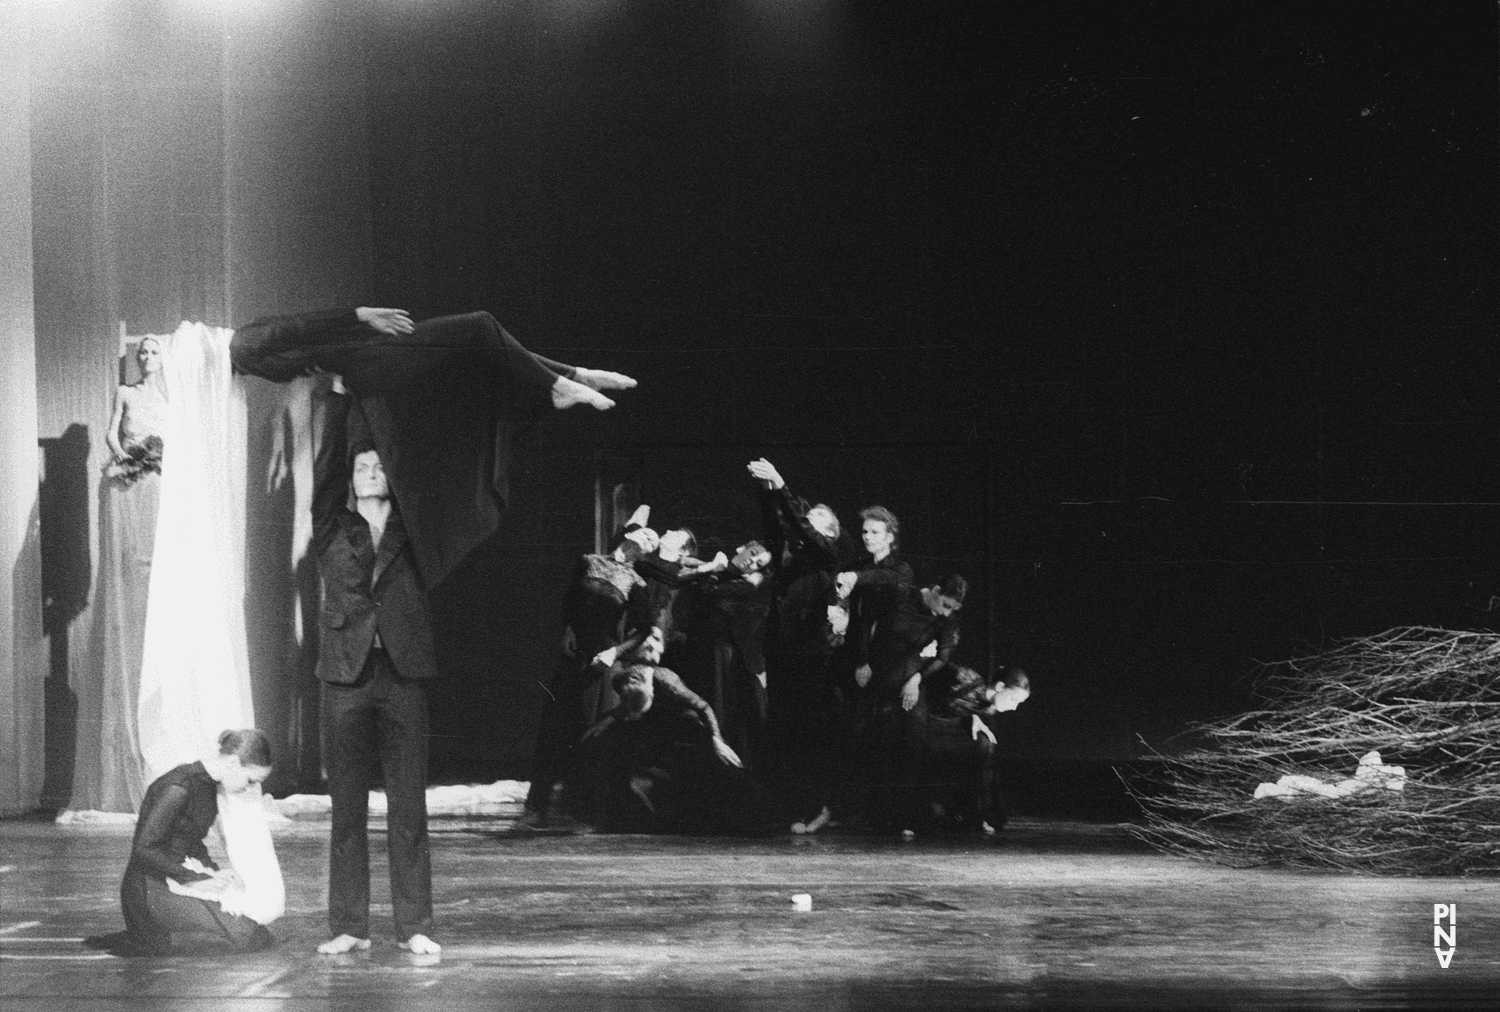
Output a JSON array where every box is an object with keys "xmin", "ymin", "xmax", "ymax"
[
  {"xmin": 986, "ymin": 684, "xmax": 1030, "ymax": 714},
  {"xmin": 925, "ymin": 589, "xmax": 963, "ymax": 618},
  {"xmin": 808, "ymin": 506, "xmax": 838, "ymax": 540},
  {"xmin": 732, "ymin": 544, "xmax": 771, "ymax": 574},
  {"xmin": 619, "ymin": 671, "xmax": 654, "ymax": 719},
  {"xmin": 862, "ymin": 519, "xmax": 894, "ymax": 557},
  {"xmin": 351, "ymin": 449, "xmax": 389, "ymax": 500},
  {"xmin": 638, "ymin": 628, "xmax": 665, "ymax": 663}
]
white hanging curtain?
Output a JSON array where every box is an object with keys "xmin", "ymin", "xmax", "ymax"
[{"xmin": 137, "ymin": 322, "xmax": 254, "ymax": 781}]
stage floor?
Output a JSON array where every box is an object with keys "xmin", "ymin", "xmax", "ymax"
[{"xmin": 1, "ymin": 814, "xmax": 1495, "ymax": 1011}]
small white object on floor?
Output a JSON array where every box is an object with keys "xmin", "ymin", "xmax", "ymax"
[
  {"xmin": 54, "ymin": 810, "xmax": 137, "ymax": 826},
  {"xmin": 791, "ymin": 894, "xmax": 813, "ymax": 912}
]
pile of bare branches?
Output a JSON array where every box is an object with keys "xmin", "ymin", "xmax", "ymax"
[{"xmin": 1124, "ymin": 627, "xmax": 1500, "ymax": 874}]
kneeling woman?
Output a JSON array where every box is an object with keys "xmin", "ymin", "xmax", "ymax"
[{"xmin": 92, "ymin": 730, "xmax": 282, "ymax": 956}]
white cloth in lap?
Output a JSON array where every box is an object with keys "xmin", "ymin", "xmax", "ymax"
[
  {"xmin": 216, "ymin": 792, "xmax": 285, "ymax": 924},
  {"xmin": 167, "ymin": 792, "xmax": 285, "ymax": 926}
]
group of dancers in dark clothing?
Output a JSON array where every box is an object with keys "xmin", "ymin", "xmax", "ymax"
[{"xmin": 522, "ymin": 457, "xmax": 1031, "ymax": 839}]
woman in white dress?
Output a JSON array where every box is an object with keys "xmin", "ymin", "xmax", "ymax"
[{"xmin": 74, "ymin": 337, "xmax": 170, "ymax": 812}]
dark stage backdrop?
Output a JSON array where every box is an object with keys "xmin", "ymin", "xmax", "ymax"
[
  {"xmin": 24, "ymin": 2, "xmax": 1500, "ymax": 814},
  {"xmin": 360, "ymin": 3, "xmax": 1498, "ymax": 808}
]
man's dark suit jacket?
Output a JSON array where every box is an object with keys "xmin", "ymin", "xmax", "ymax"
[
  {"xmin": 310, "ymin": 389, "xmax": 437, "ymax": 685},
  {"xmin": 231, "ymin": 308, "xmax": 561, "ymax": 590}
]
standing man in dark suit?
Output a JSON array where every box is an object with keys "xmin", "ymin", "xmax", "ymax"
[
  {"xmin": 311, "ymin": 385, "xmax": 442, "ymax": 956},
  {"xmin": 229, "ymin": 304, "xmax": 635, "ymax": 955}
]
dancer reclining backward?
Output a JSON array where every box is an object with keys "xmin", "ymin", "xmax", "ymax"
[{"xmin": 584, "ymin": 629, "xmax": 779, "ymax": 835}]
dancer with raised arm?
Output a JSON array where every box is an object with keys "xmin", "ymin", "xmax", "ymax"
[
  {"xmin": 307, "ymin": 390, "xmax": 443, "ymax": 956},
  {"xmin": 745, "ymin": 458, "xmax": 846, "ymax": 834},
  {"xmin": 232, "ymin": 307, "xmax": 634, "ymax": 588},
  {"xmin": 231, "ymin": 306, "xmax": 634, "ymax": 955}
]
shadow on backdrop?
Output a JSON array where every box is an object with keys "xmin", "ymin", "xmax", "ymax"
[{"xmin": 37, "ymin": 424, "xmax": 91, "ymax": 809}]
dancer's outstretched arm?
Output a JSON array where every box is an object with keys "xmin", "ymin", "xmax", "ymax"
[
  {"xmin": 309, "ymin": 385, "xmax": 351, "ymax": 560},
  {"xmin": 750, "ymin": 458, "xmax": 838, "ymax": 567}
]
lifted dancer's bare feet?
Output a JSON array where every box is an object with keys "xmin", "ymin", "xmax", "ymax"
[
  {"xmin": 317, "ymin": 934, "xmax": 371, "ymax": 955},
  {"xmin": 572, "ymin": 367, "xmax": 637, "ymax": 392},
  {"xmin": 400, "ymin": 933, "xmax": 442, "ymax": 955},
  {"xmin": 552, "ymin": 376, "xmax": 614, "ymax": 411}
]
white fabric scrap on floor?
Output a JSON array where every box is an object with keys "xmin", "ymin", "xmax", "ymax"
[
  {"xmin": 1253, "ymin": 750, "xmax": 1407, "ymax": 800},
  {"xmin": 274, "ymin": 780, "xmax": 531, "ymax": 818},
  {"xmin": 53, "ymin": 809, "xmax": 139, "ymax": 826}
]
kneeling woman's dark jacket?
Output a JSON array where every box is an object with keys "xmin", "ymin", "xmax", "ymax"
[{"xmin": 121, "ymin": 762, "xmax": 220, "ymax": 933}]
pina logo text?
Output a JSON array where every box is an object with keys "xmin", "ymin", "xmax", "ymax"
[{"xmin": 1433, "ymin": 904, "xmax": 1456, "ymax": 968}]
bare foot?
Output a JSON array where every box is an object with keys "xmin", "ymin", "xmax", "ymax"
[
  {"xmin": 317, "ymin": 934, "xmax": 371, "ymax": 955},
  {"xmin": 400, "ymin": 933, "xmax": 442, "ymax": 955},
  {"xmin": 572, "ymin": 367, "xmax": 637, "ymax": 392},
  {"xmin": 551, "ymin": 376, "xmax": 614, "ymax": 411}
]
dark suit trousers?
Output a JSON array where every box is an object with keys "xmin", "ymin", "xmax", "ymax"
[{"xmin": 323, "ymin": 648, "xmax": 432, "ymax": 939}]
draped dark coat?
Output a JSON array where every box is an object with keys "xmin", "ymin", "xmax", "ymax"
[{"xmin": 232, "ymin": 309, "xmax": 568, "ymax": 589}]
